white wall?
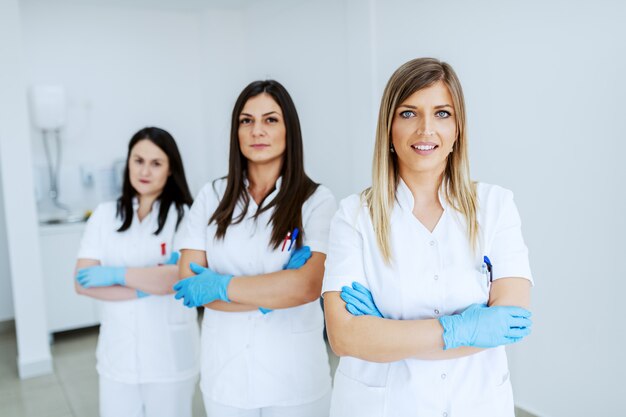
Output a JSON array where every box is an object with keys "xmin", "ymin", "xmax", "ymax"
[
  {"xmin": 373, "ymin": 1, "xmax": 625, "ymax": 416},
  {"xmin": 236, "ymin": 0, "xmax": 354, "ymax": 199},
  {"xmin": 0, "ymin": 0, "xmax": 52, "ymax": 378},
  {"xmin": 20, "ymin": 0, "xmax": 209, "ymax": 199},
  {"xmin": 0, "ymin": 163, "xmax": 14, "ymax": 322}
]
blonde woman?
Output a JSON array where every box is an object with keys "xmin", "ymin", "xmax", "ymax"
[{"xmin": 322, "ymin": 58, "xmax": 533, "ymax": 417}]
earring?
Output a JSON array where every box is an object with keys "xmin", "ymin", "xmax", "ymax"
[{"xmin": 390, "ymin": 143, "xmax": 395, "ymax": 153}]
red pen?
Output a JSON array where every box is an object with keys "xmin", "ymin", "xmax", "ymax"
[
  {"xmin": 281, "ymin": 232, "xmax": 291, "ymax": 252},
  {"xmin": 161, "ymin": 242, "xmax": 166, "ymax": 256}
]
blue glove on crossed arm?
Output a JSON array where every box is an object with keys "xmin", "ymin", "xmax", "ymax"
[
  {"xmin": 439, "ymin": 303, "xmax": 532, "ymax": 350},
  {"xmin": 340, "ymin": 282, "xmax": 383, "ymax": 318},
  {"xmin": 76, "ymin": 266, "xmax": 126, "ymax": 288},
  {"xmin": 173, "ymin": 263, "xmax": 233, "ymax": 308},
  {"xmin": 258, "ymin": 245, "xmax": 312, "ymax": 314}
]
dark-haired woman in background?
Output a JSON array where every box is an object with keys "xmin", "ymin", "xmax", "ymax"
[
  {"xmin": 75, "ymin": 127, "xmax": 199, "ymax": 417},
  {"xmin": 175, "ymin": 80, "xmax": 336, "ymax": 416}
]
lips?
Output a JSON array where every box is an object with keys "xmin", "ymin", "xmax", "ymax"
[
  {"xmin": 410, "ymin": 141, "xmax": 438, "ymax": 155},
  {"xmin": 139, "ymin": 179, "xmax": 150, "ymax": 184},
  {"xmin": 251, "ymin": 144, "xmax": 270, "ymax": 149}
]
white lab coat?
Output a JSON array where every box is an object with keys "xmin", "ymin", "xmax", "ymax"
[
  {"xmin": 78, "ymin": 200, "xmax": 200, "ymax": 384},
  {"xmin": 177, "ymin": 177, "xmax": 337, "ymax": 408},
  {"xmin": 322, "ymin": 180, "xmax": 534, "ymax": 417}
]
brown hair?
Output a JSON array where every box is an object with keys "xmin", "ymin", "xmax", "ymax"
[{"xmin": 209, "ymin": 80, "xmax": 318, "ymax": 249}]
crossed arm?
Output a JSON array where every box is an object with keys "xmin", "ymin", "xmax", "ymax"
[
  {"xmin": 178, "ymin": 249, "xmax": 326, "ymax": 311},
  {"xmin": 323, "ymin": 277, "xmax": 531, "ymax": 363},
  {"xmin": 74, "ymin": 258, "xmax": 180, "ymax": 301}
]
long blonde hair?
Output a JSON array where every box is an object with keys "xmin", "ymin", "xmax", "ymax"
[{"xmin": 363, "ymin": 57, "xmax": 478, "ymax": 263}]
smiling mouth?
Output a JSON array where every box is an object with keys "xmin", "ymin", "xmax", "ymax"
[{"xmin": 411, "ymin": 144, "xmax": 438, "ymax": 151}]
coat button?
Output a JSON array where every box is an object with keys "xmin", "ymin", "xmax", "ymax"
[
  {"xmin": 443, "ymin": 413, "xmax": 448, "ymax": 417},
  {"xmin": 433, "ymin": 275, "xmax": 439, "ymax": 280},
  {"xmin": 429, "ymin": 240, "xmax": 436, "ymax": 246},
  {"xmin": 441, "ymin": 373, "xmax": 446, "ymax": 379},
  {"xmin": 434, "ymin": 309, "xmax": 440, "ymax": 315}
]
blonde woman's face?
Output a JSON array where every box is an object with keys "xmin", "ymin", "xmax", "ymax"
[{"xmin": 391, "ymin": 81, "xmax": 457, "ymax": 177}]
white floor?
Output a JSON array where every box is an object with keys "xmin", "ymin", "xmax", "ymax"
[{"xmin": 0, "ymin": 324, "xmax": 535, "ymax": 417}]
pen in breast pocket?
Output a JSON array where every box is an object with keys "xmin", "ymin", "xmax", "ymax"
[
  {"xmin": 281, "ymin": 227, "xmax": 299, "ymax": 252},
  {"xmin": 482, "ymin": 256, "xmax": 493, "ymax": 284}
]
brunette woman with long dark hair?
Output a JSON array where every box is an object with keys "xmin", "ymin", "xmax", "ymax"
[
  {"xmin": 75, "ymin": 127, "xmax": 199, "ymax": 417},
  {"xmin": 175, "ymin": 80, "xmax": 336, "ymax": 416}
]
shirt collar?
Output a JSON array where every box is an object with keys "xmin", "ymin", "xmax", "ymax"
[
  {"xmin": 132, "ymin": 197, "xmax": 161, "ymax": 218},
  {"xmin": 243, "ymin": 174, "xmax": 283, "ymax": 200},
  {"xmin": 396, "ymin": 177, "xmax": 448, "ymax": 212}
]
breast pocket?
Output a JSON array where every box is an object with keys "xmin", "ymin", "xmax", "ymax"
[{"xmin": 445, "ymin": 266, "xmax": 490, "ymax": 311}]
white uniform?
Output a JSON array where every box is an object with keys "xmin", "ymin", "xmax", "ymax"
[
  {"xmin": 177, "ymin": 177, "xmax": 337, "ymax": 412},
  {"xmin": 78, "ymin": 199, "xmax": 200, "ymax": 417},
  {"xmin": 322, "ymin": 180, "xmax": 534, "ymax": 417}
]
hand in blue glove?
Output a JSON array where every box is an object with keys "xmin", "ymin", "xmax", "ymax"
[
  {"xmin": 163, "ymin": 251, "xmax": 180, "ymax": 265},
  {"xmin": 438, "ymin": 303, "xmax": 532, "ymax": 350},
  {"xmin": 282, "ymin": 246, "xmax": 312, "ymax": 269},
  {"xmin": 258, "ymin": 246, "xmax": 313, "ymax": 314},
  {"xmin": 340, "ymin": 282, "xmax": 383, "ymax": 318},
  {"xmin": 76, "ymin": 266, "xmax": 126, "ymax": 288},
  {"xmin": 173, "ymin": 263, "xmax": 233, "ymax": 308}
]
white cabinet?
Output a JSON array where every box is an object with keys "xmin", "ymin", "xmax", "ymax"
[{"xmin": 39, "ymin": 222, "xmax": 100, "ymax": 334}]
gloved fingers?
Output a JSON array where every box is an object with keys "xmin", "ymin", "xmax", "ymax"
[
  {"xmin": 259, "ymin": 307, "xmax": 273, "ymax": 314},
  {"xmin": 189, "ymin": 262, "xmax": 207, "ymax": 275},
  {"xmin": 508, "ymin": 316, "xmax": 532, "ymax": 329},
  {"xmin": 293, "ymin": 246, "xmax": 311, "ymax": 258},
  {"xmin": 166, "ymin": 252, "xmax": 180, "ymax": 265},
  {"xmin": 174, "ymin": 290, "xmax": 185, "ymax": 300},
  {"xmin": 345, "ymin": 303, "xmax": 364, "ymax": 316},
  {"xmin": 501, "ymin": 305, "xmax": 532, "ymax": 318},
  {"xmin": 341, "ymin": 290, "xmax": 374, "ymax": 315},
  {"xmin": 507, "ymin": 326, "xmax": 531, "ymax": 339},
  {"xmin": 351, "ymin": 282, "xmax": 374, "ymax": 298},
  {"xmin": 172, "ymin": 279, "xmax": 186, "ymax": 292}
]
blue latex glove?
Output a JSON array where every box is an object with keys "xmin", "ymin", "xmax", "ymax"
[
  {"xmin": 282, "ymin": 246, "xmax": 312, "ymax": 269},
  {"xmin": 164, "ymin": 251, "xmax": 180, "ymax": 265},
  {"xmin": 438, "ymin": 303, "xmax": 532, "ymax": 350},
  {"xmin": 173, "ymin": 263, "xmax": 233, "ymax": 308},
  {"xmin": 258, "ymin": 246, "xmax": 313, "ymax": 314},
  {"xmin": 136, "ymin": 289, "xmax": 150, "ymax": 298},
  {"xmin": 76, "ymin": 266, "xmax": 126, "ymax": 288},
  {"xmin": 340, "ymin": 282, "xmax": 383, "ymax": 318}
]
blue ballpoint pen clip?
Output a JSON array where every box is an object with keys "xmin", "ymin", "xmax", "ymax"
[
  {"xmin": 483, "ymin": 256, "xmax": 493, "ymax": 283},
  {"xmin": 287, "ymin": 227, "xmax": 299, "ymax": 251}
]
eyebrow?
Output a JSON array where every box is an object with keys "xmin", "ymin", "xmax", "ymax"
[
  {"xmin": 132, "ymin": 154, "xmax": 164, "ymax": 162},
  {"xmin": 240, "ymin": 111, "xmax": 281, "ymax": 117},
  {"xmin": 398, "ymin": 104, "xmax": 453, "ymax": 110}
]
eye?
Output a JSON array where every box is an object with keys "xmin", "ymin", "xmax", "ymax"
[
  {"xmin": 134, "ymin": 157, "xmax": 143, "ymax": 164},
  {"xmin": 266, "ymin": 117, "xmax": 279, "ymax": 124},
  {"xmin": 152, "ymin": 161, "xmax": 162, "ymax": 167},
  {"xmin": 239, "ymin": 117, "xmax": 252, "ymax": 125},
  {"xmin": 435, "ymin": 110, "xmax": 451, "ymax": 118},
  {"xmin": 399, "ymin": 110, "xmax": 415, "ymax": 119}
]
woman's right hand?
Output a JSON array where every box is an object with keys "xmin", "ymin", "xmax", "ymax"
[
  {"xmin": 439, "ymin": 303, "xmax": 532, "ymax": 350},
  {"xmin": 340, "ymin": 282, "xmax": 383, "ymax": 318}
]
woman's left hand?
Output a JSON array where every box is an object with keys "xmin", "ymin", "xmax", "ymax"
[
  {"xmin": 340, "ymin": 282, "xmax": 384, "ymax": 318},
  {"xmin": 76, "ymin": 266, "xmax": 126, "ymax": 288},
  {"xmin": 173, "ymin": 263, "xmax": 233, "ymax": 307}
]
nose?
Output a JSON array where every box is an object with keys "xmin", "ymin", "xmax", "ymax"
[
  {"xmin": 251, "ymin": 121, "xmax": 265, "ymax": 138},
  {"xmin": 140, "ymin": 163, "xmax": 150, "ymax": 176},
  {"xmin": 416, "ymin": 115, "xmax": 434, "ymax": 136}
]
